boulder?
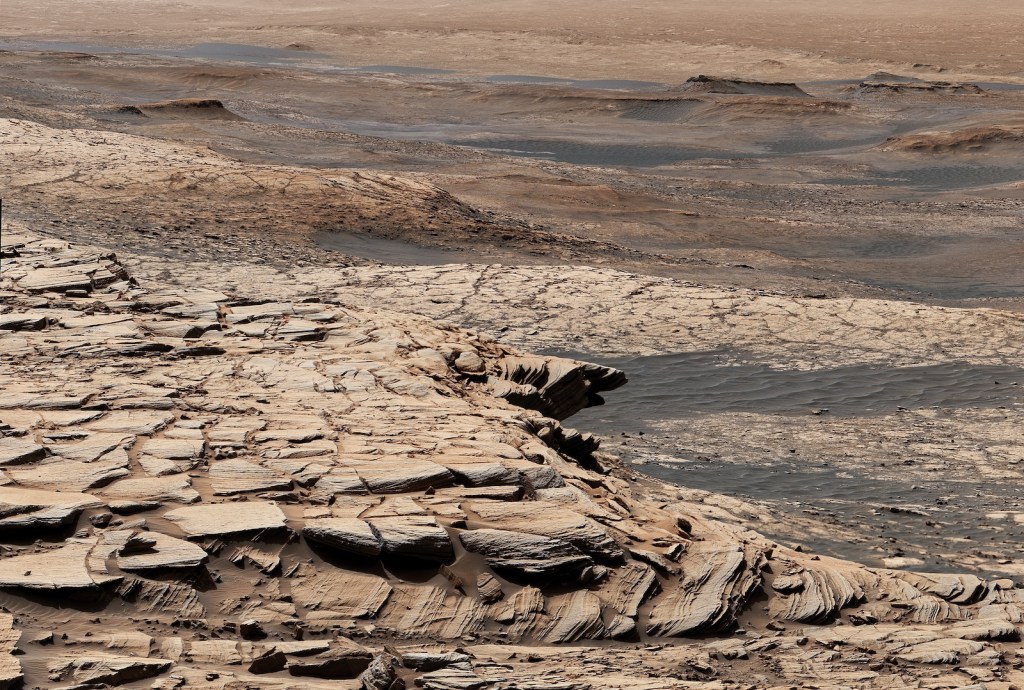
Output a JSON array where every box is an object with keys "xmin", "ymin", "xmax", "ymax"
[
  {"xmin": 359, "ymin": 652, "xmax": 399, "ymax": 690},
  {"xmin": 239, "ymin": 619, "xmax": 267, "ymax": 640},
  {"xmin": 476, "ymin": 573, "xmax": 504, "ymax": 603},
  {"xmin": 248, "ymin": 646, "xmax": 287, "ymax": 674}
]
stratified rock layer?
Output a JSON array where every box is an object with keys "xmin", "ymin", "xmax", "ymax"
[{"xmin": 1, "ymin": 227, "xmax": 1024, "ymax": 688}]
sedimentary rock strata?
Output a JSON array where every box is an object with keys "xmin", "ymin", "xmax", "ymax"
[{"xmin": 1, "ymin": 227, "xmax": 1023, "ymax": 687}]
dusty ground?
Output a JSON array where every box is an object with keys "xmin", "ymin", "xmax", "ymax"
[
  {"xmin": 3, "ymin": 0, "xmax": 1024, "ymax": 82},
  {"xmin": 1, "ymin": 1, "xmax": 1024, "ymax": 687},
  {"xmin": 0, "ymin": 41, "xmax": 1022, "ymax": 305}
]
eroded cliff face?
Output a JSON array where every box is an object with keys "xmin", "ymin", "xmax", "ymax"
[{"xmin": 1, "ymin": 228, "xmax": 1022, "ymax": 689}]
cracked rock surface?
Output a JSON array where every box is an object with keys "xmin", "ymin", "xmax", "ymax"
[{"xmin": 2, "ymin": 222, "xmax": 1024, "ymax": 689}]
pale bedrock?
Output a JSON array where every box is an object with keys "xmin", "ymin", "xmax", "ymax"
[{"xmin": 2, "ymin": 225, "xmax": 1024, "ymax": 688}]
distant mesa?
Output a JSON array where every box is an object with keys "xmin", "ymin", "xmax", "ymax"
[
  {"xmin": 122, "ymin": 98, "xmax": 244, "ymax": 120},
  {"xmin": 40, "ymin": 51, "xmax": 99, "ymax": 62},
  {"xmin": 680, "ymin": 75, "xmax": 809, "ymax": 97},
  {"xmin": 878, "ymin": 125, "xmax": 1024, "ymax": 153},
  {"xmin": 865, "ymin": 72, "xmax": 915, "ymax": 82},
  {"xmin": 855, "ymin": 80, "xmax": 985, "ymax": 95}
]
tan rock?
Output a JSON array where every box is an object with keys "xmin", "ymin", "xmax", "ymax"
[
  {"xmin": 0, "ymin": 437, "xmax": 45, "ymax": 465},
  {"xmin": 469, "ymin": 500, "xmax": 624, "ymax": 561},
  {"xmin": 103, "ymin": 530, "xmax": 209, "ymax": 570},
  {"xmin": 0, "ymin": 614, "xmax": 22, "ymax": 690},
  {"xmin": 0, "ymin": 541, "xmax": 121, "ymax": 590},
  {"xmin": 48, "ymin": 655, "xmax": 173, "ymax": 686},
  {"xmin": 366, "ymin": 514, "xmax": 454, "ymax": 561},
  {"xmin": 0, "ymin": 487, "xmax": 104, "ymax": 530},
  {"xmin": 459, "ymin": 528, "xmax": 593, "ymax": 580},
  {"xmin": 210, "ymin": 458, "xmax": 292, "ymax": 495},
  {"xmin": 302, "ymin": 517, "xmax": 383, "ymax": 556},
  {"xmin": 163, "ymin": 501, "xmax": 287, "ymax": 537},
  {"xmin": 287, "ymin": 639, "xmax": 373, "ymax": 679}
]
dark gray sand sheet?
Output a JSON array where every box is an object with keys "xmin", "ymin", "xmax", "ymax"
[{"xmin": 554, "ymin": 350, "xmax": 1024, "ymax": 571}]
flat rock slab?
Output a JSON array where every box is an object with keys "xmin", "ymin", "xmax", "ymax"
[
  {"xmin": 0, "ymin": 393, "xmax": 90, "ymax": 410},
  {"xmin": 402, "ymin": 651, "xmax": 472, "ymax": 671},
  {"xmin": 287, "ymin": 640, "xmax": 373, "ymax": 679},
  {"xmin": 7, "ymin": 454, "xmax": 131, "ymax": 492},
  {"xmin": 85, "ymin": 410, "xmax": 175, "ymax": 435},
  {"xmin": 163, "ymin": 502, "xmax": 287, "ymax": 537},
  {"xmin": 103, "ymin": 530, "xmax": 209, "ymax": 570},
  {"xmin": 0, "ymin": 541, "xmax": 121, "ymax": 590},
  {"xmin": 141, "ymin": 437, "xmax": 205, "ymax": 458},
  {"xmin": 186, "ymin": 640, "xmax": 243, "ymax": 665},
  {"xmin": 348, "ymin": 459, "xmax": 455, "ymax": 493},
  {"xmin": 367, "ymin": 514, "xmax": 454, "ymax": 561},
  {"xmin": 469, "ymin": 500, "xmax": 623, "ymax": 561},
  {"xmin": 16, "ymin": 265, "xmax": 94, "ymax": 293},
  {"xmin": 97, "ymin": 475, "xmax": 200, "ymax": 507},
  {"xmin": 210, "ymin": 458, "xmax": 292, "ymax": 495},
  {"xmin": 0, "ymin": 437, "xmax": 45, "ymax": 465},
  {"xmin": 459, "ymin": 528, "xmax": 592, "ymax": 580},
  {"xmin": 303, "ymin": 517, "xmax": 382, "ymax": 556},
  {"xmin": 0, "ymin": 487, "xmax": 104, "ymax": 530},
  {"xmin": 49, "ymin": 654, "xmax": 173, "ymax": 686},
  {"xmin": 418, "ymin": 664, "xmax": 490, "ymax": 690},
  {"xmin": 47, "ymin": 432, "xmax": 133, "ymax": 462},
  {"xmin": 0, "ymin": 312, "xmax": 48, "ymax": 331}
]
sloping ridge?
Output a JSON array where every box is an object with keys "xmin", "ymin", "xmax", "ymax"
[
  {"xmin": 132, "ymin": 97, "xmax": 245, "ymax": 120},
  {"xmin": 878, "ymin": 124, "xmax": 1024, "ymax": 152},
  {"xmin": 855, "ymin": 80, "xmax": 985, "ymax": 95},
  {"xmin": 681, "ymin": 74, "xmax": 810, "ymax": 97}
]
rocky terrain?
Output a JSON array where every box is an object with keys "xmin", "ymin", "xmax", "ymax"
[
  {"xmin": 2, "ymin": 1, "xmax": 1024, "ymax": 686},
  {"xmin": 2, "ymin": 222, "xmax": 1024, "ymax": 690}
]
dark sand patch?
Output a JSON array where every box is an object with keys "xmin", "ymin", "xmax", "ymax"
[
  {"xmin": 559, "ymin": 352, "xmax": 1024, "ymax": 425},
  {"xmin": 451, "ymin": 138, "xmax": 738, "ymax": 167}
]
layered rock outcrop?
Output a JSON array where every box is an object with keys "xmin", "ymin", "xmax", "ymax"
[{"xmin": 1, "ymin": 230, "xmax": 1023, "ymax": 688}]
